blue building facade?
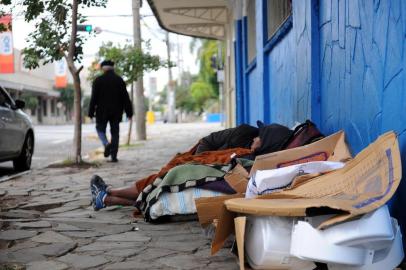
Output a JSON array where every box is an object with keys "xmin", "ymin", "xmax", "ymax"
[{"xmin": 235, "ymin": 0, "xmax": 406, "ymax": 238}]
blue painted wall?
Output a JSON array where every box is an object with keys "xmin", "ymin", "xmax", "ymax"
[
  {"xmin": 234, "ymin": 0, "xmax": 406, "ymax": 244},
  {"xmin": 318, "ymin": 0, "xmax": 406, "ymax": 235}
]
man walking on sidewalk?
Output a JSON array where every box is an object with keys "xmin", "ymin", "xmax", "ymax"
[{"xmin": 88, "ymin": 60, "xmax": 133, "ymax": 162}]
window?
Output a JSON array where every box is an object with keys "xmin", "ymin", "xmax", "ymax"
[
  {"xmin": 247, "ymin": 0, "xmax": 256, "ymax": 63},
  {"xmin": 0, "ymin": 88, "xmax": 13, "ymax": 109},
  {"xmin": 267, "ymin": 0, "xmax": 292, "ymax": 39}
]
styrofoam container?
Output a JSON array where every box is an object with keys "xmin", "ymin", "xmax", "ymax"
[
  {"xmin": 328, "ymin": 219, "xmax": 404, "ymax": 270},
  {"xmin": 290, "ymin": 205, "xmax": 400, "ymax": 266},
  {"xmin": 245, "ymin": 216, "xmax": 315, "ymax": 270}
]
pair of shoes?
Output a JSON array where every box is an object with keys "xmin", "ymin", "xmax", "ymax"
[
  {"xmin": 111, "ymin": 157, "xmax": 118, "ymax": 163},
  {"xmin": 90, "ymin": 175, "xmax": 108, "ymax": 211},
  {"xmin": 104, "ymin": 143, "xmax": 111, "ymax": 157}
]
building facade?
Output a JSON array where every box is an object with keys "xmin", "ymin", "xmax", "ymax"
[
  {"xmin": 150, "ymin": 0, "xmax": 406, "ymax": 247},
  {"xmin": 0, "ymin": 49, "xmax": 91, "ymax": 124}
]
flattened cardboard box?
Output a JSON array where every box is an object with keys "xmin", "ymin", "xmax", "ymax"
[
  {"xmin": 196, "ymin": 131, "xmax": 351, "ymax": 229},
  {"xmin": 212, "ymin": 131, "xmax": 401, "ymax": 270}
]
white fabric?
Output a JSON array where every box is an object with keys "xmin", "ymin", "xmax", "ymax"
[
  {"xmin": 149, "ymin": 188, "xmax": 227, "ymax": 220},
  {"xmin": 246, "ymin": 161, "xmax": 345, "ymax": 198}
]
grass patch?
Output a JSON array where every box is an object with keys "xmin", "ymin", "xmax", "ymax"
[{"xmin": 47, "ymin": 159, "xmax": 101, "ymax": 169}]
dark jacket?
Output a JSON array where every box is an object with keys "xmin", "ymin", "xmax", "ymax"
[
  {"xmin": 88, "ymin": 70, "xmax": 133, "ymax": 121},
  {"xmin": 195, "ymin": 124, "xmax": 259, "ymax": 154}
]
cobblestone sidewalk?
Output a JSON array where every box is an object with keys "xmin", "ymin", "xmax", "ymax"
[{"xmin": 0, "ymin": 123, "xmax": 239, "ymax": 270}]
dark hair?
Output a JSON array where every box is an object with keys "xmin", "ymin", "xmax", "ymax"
[
  {"xmin": 100, "ymin": 60, "xmax": 115, "ymax": 67},
  {"xmin": 254, "ymin": 123, "xmax": 293, "ymax": 155}
]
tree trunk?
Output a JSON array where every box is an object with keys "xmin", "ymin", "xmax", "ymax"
[
  {"xmin": 132, "ymin": 0, "xmax": 146, "ymax": 140},
  {"xmin": 72, "ymin": 71, "xmax": 82, "ymax": 163},
  {"xmin": 68, "ymin": 0, "xmax": 82, "ymax": 163},
  {"xmin": 135, "ymin": 77, "xmax": 145, "ymax": 140},
  {"xmin": 126, "ymin": 83, "xmax": 134, "ymax": 145}
]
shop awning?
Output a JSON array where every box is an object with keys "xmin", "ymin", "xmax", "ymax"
[{"xmin": 147, "ymin": 0, "xmax": 229, "ymax": 40}]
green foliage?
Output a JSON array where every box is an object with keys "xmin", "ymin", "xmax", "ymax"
[
  {"xmin": 176, "ymin": 84, "xmax": 196, "ymax": 113},
  {"xmin": 20, "ymin": 93, "xmax": 38, "ymax": 110},
  {"xmin": 58, "ymin": 85, "xmax": 74, "ymax": 111},
  {"xmin": 192, "ymin": 39, "xmax": 224, "ymax": 98},
  {"xmin": 190, "ymin": 81, "xmax": 215, "ymax": 111},
  {"xmin": 18, "ymin": 0, "xmax": 107, "ymax": 69},
  {"xmin": 88, "ymin": 41, "xmax": 169, "ymax": 85}
]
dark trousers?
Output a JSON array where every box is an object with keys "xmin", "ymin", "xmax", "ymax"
[{"xmin": 96, "ymin": 117, "xmax": 120, "ymax": 158}]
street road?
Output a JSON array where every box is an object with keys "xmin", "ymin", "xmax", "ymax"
[{"xmin": 0, "ymin": 122, "xmax": 129, "ymax": 176}]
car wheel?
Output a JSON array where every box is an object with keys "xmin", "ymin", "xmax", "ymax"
[{"xmin": 13, "ymin": 133, "xmax": 34, "ymax": 171}]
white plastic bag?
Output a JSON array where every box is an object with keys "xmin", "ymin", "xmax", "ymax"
[{"xmin": 246, "ymin": 161, "xmax": 345, "ymax": 198}]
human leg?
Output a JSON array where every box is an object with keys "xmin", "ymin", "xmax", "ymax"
[
  {"xmin": 96, "ymin": 118, "xmax": 111, "ymax": 157},
  {"xmin": 109, "ymin": 119, "xmax": 120, "ymax": 161},
  {"xmin": 95, "ymin": 118, "xmax": 109, "ymax": 146},
  {"xmin": 90, "ymin": 175, "xmax": 139, "ymax": 210},
  {"xmin": 104, "ymin": 195, "xmax": 135, "ymax": 207},
  {"xmin": 108, "ymin": 185, "xmax": 139, "ymax": 200}
]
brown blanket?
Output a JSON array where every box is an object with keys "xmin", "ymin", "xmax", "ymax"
[{"xmin": 134, "ymin": 143, "xmax": 252, "ymax": 193}]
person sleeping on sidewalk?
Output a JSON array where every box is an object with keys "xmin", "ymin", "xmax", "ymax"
[{"xmin": 89, "ymin": 121, "xmax": 296, "ymax": 212}]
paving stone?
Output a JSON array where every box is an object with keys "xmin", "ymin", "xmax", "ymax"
[
  {"xmin": 97, "ymin": 232, "xmax": 151, "ymax": 242},
  {"xmin": 94, "ymin": 224, "xmax": 134, "ymax": 235},
  {"xmin": 57, "ymin": 253, "xmax": 109, "ymax": 269},
  {"xmin": 0, "ymin": 211, "xmax": 40, "ymax": 219},
  {"xmin": 63, "ymin": 198, "xmax": 91, "ymax": 208},
  {"xmin": 77, "ymin": 241, "xmax": 145, "ymax": 252},
  {"xmin": 27, "ymin": 260, "xmax": 69, "ymax": 270},
  {"xmin": 20, "ymin": 200, "xmax": 67, "ymax": 212},
  {"xmin": 6, "ymin": 190, "xmax": 29, "ymax": 196},
  {"xmin": 48, "ymin": 209, "xmax": 94, "ymax": 219},
  {"xmin": 156, "ymin": 233, "xmax": 205, "ymax": 242},
  {"xmin": 0, "ymin": 230, "xmax": 38, "ymax": 240},
  {"xmin": 53, "ymin": 223, "xmax": 87, "ymax": 232},
  {"xmin": 0, "ymin": 249, "xmax": 46, "ymax": 264},
  {"xmin": 103, "ymin": 260, "xmax": 167, "ymax": 270},
  {"xmin": 43, "ymin": 217, "xmax": 131, "ymax": 225},
  {"xmin": 148, "ymin": 239, "xmax": 208, "ymax": 252},
  {"xmin": 45, "ymin": 205, "xmax": 81, "ymax": 214},
  {"xmin": 60, "ymin": 230, "xmax": 104, "ymax": 238},
  {"xmin": 31, "ymin": 231, "xmax": 74, "ymax": 243},
  {"xmin": 14, "ymin": 221, "xmax": 52, "ymax": 229},
  {"xmin": 208, "ymin": 260, "xmax": 239, "ymax": 270},
  {"xmin": 157, "ymin": 254, "xmax": 210, "ymax": 270},
  {"xmin": 7, "ymin": 240, "xmax": 39, "ymax": 251},
  {"xmin": 30, "ymin": 242, "xmax": 77, "ymax": 257},
  {"xmin": 104, "ymin": 248, "xmax": 145, "ymax": 257},
  {"xmin": 131, "ymin": 248, "xmax": 177, "ymax": 262}
]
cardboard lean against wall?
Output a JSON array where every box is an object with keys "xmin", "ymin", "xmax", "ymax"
[
  {"xmin": 211, "ymin": 131, "xmax": 401, "ymax": 264},
  {"xmin": 196, "ymin": 131, "xmax": 352, "ymax": 228}
]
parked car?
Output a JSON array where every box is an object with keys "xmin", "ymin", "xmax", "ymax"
[{"xmin": 0, "ymin": 86, "xmax": 35, "ymax": 171}]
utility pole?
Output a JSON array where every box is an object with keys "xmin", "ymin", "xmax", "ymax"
[
  {"xmin": 132, "ymin": 0, "xmax": 146, "ymax": 140},
  {"xmin": 166, "ymin": 31, "xmax": 176, "ymax": 123}
]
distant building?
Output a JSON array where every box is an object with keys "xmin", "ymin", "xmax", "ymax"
[{"xmin": 0, "ymin": 49, "xmax": 91, "ymax": 124}]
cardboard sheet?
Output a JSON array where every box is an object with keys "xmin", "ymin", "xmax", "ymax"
[
  {"xmin": 212, "ymin": 131, "xmax": 401, "ymax": 256},
  {"xmin": 250, "ymin": 130, "xmax": 351, "ymax": 176},
  {"xmin": 197, "ymin": 131, "xmax": 351, "ymax": 229}
]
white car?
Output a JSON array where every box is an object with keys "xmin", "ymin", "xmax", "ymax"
[{"xmin": 0, "ymin": 86, "xmax": 35, "ymax": 171}]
